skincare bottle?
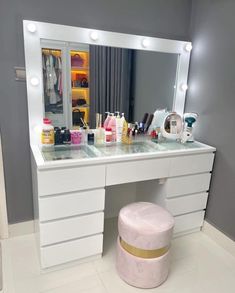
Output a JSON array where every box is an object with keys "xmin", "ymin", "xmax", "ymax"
[
  {"xmin": 103, "ymin": 112, "xmax": 111, "ymax": 129},
  {"xmin": 63, "ymin": 129, "xmax": 71, "ymax": 145},
  {"xmin": 96, "ymin": 114, "xmax": 105, "ymax": 144},
  {"xmin": 41, "ymin": 118, "xmax": 54, "ymax": 146},
  {"xmin": 107, "ymin": 113, "xmax": 116, "ymax": 142},
  {"xmin": 87, "ymin": 131, "xmax": 95, "ymax": 145},
  {"xmin": 115, "ymin": 111, "xmax": 123, "ymax": 143},
  {"xmin": 105, "ymin": 128, "xmax": 112, "ymax": 143}
]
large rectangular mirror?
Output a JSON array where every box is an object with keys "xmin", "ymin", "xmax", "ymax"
[
  {"xmin": 23, "ymin": 21, "xmax": 191, "ymax": 145},
  {"xmin": 41, "ymin": 41, "xmax": 178, "ymax": 129}
]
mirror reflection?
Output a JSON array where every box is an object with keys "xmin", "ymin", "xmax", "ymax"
[{"xmin": 41, "ymin": 42, "xmax": 178, "ymax": 129}]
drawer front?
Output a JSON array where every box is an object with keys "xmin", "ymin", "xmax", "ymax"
[
  {"xmin": 41, "ymin": 234, "xmax": 103, "ymax": 268},
  {"xmin": 166, "ymin": 173, "xmax": 211, "ymax": 198},
  {"xmin": 38, "ymin": 165, "xmax": 105, "ymax": 196},
  {"xmin": 106, "ymin": 158, "xmax": 170, "ymax": 186},
  {"xmin": 166, "ymin": 192, "xmax": 208, "ymax": 216},
  {"xmin": 169, "ymin": 153, "xmax": 214, "ymax": 177},
  {"xmin": 39, "ymin": 189, "xmax": 105, "ymax": 222},
  {"xmin": 174, "ymin": 211, "xmax": 205, "ymax": 234},
  {"xmin": 40, "ymin": 212, "xmax": 104, "ymax": 246}
]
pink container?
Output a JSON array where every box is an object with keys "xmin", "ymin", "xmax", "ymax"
[{"xmin": 71, "ymin": 130, "xmax": 82, "ymax": 144}]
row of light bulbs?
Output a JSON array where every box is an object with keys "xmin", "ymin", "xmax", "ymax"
[
  {"xmin": 27, "ymin": 22, "xmax": 190, "ymax": 91},
  {"xmin": 30, "ymin": 75, "xmax": 188, "ymax": 92},
  {"xmin": 27, "ymin": 22, "xmax": 193, "ymax": 52}
]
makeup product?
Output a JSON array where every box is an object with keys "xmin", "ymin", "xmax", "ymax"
[
  {"xmin": 107, "ymin": 113, "xmax": 116, "ymax": 142},
  {"xmin": 142, "ymin": 113, "xmax": 149, "ymax": 125},
  {"xmin": 63, "ymin": 129, "xmax": 71, "ymax": 144},
  {"xmin": 41, "ymin": 118, "xmax": 54, "ymax": 146},
  {"xmin": 104, "ymin": 112, "xmax": 111, "ymax": 129},
  {"xmin": 87, "ymin": 132, "xmax": 94, "ymax": 145},
  {"xmin": 145, "ymin": 114, "xmax": 154, "ymax": 133},
  {"xmin": 54, "ymin": 128, "xmax": 63, "ymax": 145},
  {"xmin": 105, "ymin": 128, "xmax": 112, "ymax": 143},
  {"xmin": 115, "ymin": 111, "xmax": 123, "ymax": 143},
  {"xmin": 71, "ymin": 130, "xmax": 82, "ymax": 144}
]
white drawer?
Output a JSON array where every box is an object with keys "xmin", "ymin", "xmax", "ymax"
[
  {"xmin": 169, "ymin": 153, "xmax": 214, "ymax": 177},
  {"xmin": 39, "ymin": 189, "xmax": 105, "ymax": 222},
  {"xmin": 166, "ymin": 173, "xmax": 211, "ymax": 198},
  {"xmin": 166, "ymin": 192, "xmax": 208, "ymax": 216},
  {"xmin": 174, "ymin": 211, "xmax": 205, "ymax": 234},
  {"xmin": 38, "ymin": 165, "xmax": 105, "ymax": 196},
  {"xmin": 41, "ymin": 234, "xmax": 103, "ymax": 268},
  {"xmin": 40, "ymin": 212, "xmax": 104, "ymax": 246},
  {"xmin": 106, "ymin": 158, "xmax": 170, "ymax": 186}
]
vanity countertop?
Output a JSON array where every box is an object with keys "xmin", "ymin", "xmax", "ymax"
[{"xmin": 31, "ymin": 140, "xmax": 216, "ymax": 171}]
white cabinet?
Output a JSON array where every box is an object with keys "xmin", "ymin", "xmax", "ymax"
[{"xmin": 32, "ymin": 146, "xmax": 215, "ymax": 268}]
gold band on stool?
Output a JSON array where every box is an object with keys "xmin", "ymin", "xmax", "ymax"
[{"xmin": 120, "ymin": 237, "xmax": 169, "ymax": 259}]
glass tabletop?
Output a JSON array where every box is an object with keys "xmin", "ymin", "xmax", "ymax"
[
  {"xmin": 41, "ymin": 145, "xmax": 96, "ymax": 161},
  {"xmin": 40, "ymin": 141, "xmax": 205, "ymax": 162}
]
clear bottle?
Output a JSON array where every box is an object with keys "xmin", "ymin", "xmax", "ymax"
[
  {"xmin": 41, "ymin": 118, "xmax": 54, "ymax": 146},
  {"xmin": 115, "ymin": 111, "xmax": 123, "ymax": 143}
]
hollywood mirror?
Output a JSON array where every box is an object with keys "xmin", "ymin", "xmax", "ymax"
[{"xmin": 23, "ymin": 21, "xmax": 191, "ymax": 145}]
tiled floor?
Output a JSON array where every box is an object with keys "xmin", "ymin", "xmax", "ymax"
[{"xmin": 1, "ymin": 218, "xmax": 235, "ymax": 293}]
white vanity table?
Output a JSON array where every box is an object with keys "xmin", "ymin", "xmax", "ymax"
[
  {"xmin": 23, "ymin": 20, "xmax": 216, "ymax": 269},
  {"xmin": 31, "ymin": 141, "xmax": 215, "ymax": 268}
]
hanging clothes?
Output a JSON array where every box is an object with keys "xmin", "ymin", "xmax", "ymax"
[{"xmin": 42, "ymin": 52, "xmax": 63, "ymax": 106}]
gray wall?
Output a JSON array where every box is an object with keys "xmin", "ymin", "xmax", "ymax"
[
  {"xmin": 186, "ymin": 0, "xmax": 235, "ymax": 239},
  {"xmin": 133, "ymin": 51, "xmax": 178, "ymax": 121},
  {"xmin": 0, "ymin": 0, "xmax": 192, "ymax": 223}
]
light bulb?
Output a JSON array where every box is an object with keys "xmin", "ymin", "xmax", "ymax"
[
  {"xmin": 90, "ymin": 31, "xmax": 98, "ymax": 41},
  {"xmin": 142, "ymin": 38, "xmax": 149, "ymax": 48},
  {"xmin": 185, "ymin": 43, "xmax": 192, "ymax": 52},
  {"xmin": 30, "ymin": 76, "xmax": 39, "ymax": 86},
  {"xmin": 180, "ymin": 83, "xmax": 188, "ymax": 91},
  {"xmin": 27, "ymin": 23, "xmax": 37, "ymax": 33}
]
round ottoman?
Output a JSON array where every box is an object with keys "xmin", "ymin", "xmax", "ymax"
[{"xmin": 116, "ymin": 202, "xmax": 174, "ymax": 289}]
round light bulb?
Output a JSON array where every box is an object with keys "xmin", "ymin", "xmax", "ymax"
[
  {"xmin": 142, "ymin": 38, "xmax": 149, "ymax": 48},
  {"xmin": 90, "ymin": 31, "xmax": 98, "ymax": 41},
  {"xmin": 180, "ymin": 83, "xmax": 188, "ymax": 91},
  {"xmin": 185, "ymin": 43, "xmax": 192, "ymax": 52},
  {"xmin": 30, "ymin": 76, "xmax": 39, "ymax": 86},
  {"xmin": 27, "ymin": 23, "xmax": 37, "ymax": 33}
]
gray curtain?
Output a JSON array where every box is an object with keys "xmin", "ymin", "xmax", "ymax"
[{"xmin": 90, "ymin": 45, "xmax": 133, "ymax": 127}]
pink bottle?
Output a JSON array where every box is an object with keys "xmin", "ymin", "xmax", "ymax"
[
  {"xmin": 103, "ymin": 112, "xmax": 111, "ymax": 129},
  {"xmin": 107, "ymin": 113, "xmax": 116, "ymax": 142}
]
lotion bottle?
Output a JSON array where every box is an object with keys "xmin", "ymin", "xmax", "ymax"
[
  {"xmin": 103, "ymin": 112, "xmax": 111, "ymax": 129},
  {"xmin": 115, "ymin": 111, "xmax": 123, "ymax": 143},
  {"xmin": 107, "ymin": 113, "xmax": 116, "ymax": 142}
]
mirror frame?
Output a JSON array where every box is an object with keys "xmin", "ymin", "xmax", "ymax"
[{"xmin": 23, "ymin": 20, "xmax": 191, "ymax": 145}]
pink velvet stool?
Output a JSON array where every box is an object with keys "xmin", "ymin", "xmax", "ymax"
[{"xmin": 116, "ymin": 202, "xmax": 174, "ymax": 289}]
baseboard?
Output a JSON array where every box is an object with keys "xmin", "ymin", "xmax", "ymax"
[
  {"xmin": 8, "ymin": 220, "xmax": 35, "ymax": 237},
  {"xmin": 202, "ymin": 221, "xmax": 235, "ymax": 257}
]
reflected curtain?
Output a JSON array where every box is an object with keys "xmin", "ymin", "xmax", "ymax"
[{"xmin": 90, "ymin": 45, "xmax": 133, "ymax": 127}]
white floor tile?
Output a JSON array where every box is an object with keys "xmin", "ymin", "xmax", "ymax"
[{"xmin": 1, "ymin": 218, "xmax": 235, "ymax": 293}]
